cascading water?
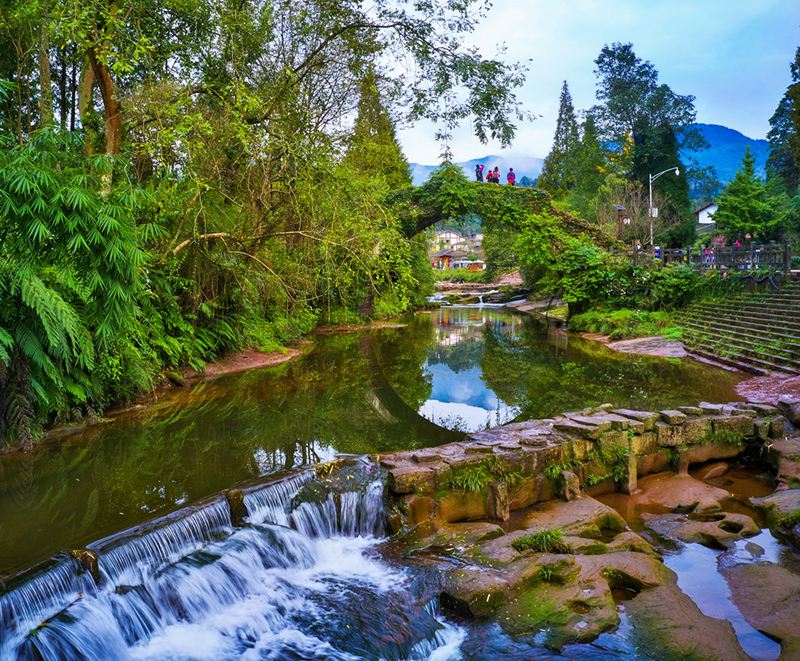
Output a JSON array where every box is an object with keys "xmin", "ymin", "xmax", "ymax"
[{"xmin": 0, "ymin": 463, "xmax": 465, "ymax": 661}]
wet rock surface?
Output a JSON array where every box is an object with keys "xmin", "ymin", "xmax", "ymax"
[
  {"xmin": 723, "ymin": 562, "xmax": 800, "ymax": 661},
  {"xmin": 383, "ymin": 399, "xmax": 800, "ymax": 659}
]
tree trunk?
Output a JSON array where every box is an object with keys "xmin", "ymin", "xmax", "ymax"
[
  {"xmin": 86, "ymin": 46, "xmax": 121, "ymax": 156},
  {"xmin": 59, "ymin": 46, "xmax": 67, "ymax": 129},
  {"xmin": 38, "ymin": 3, "xmax": 53, "ymax": 126},
  {"xmin": 78, "ymin": 58, "xmax": 95, "ymax": 152}
]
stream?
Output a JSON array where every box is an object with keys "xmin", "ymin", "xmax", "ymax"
[{"xmin": 1, "ymin": 307, "xmax": 796, "ymax": 660}]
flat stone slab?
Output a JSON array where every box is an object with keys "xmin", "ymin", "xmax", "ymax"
[
  {"xmin": 660, "ymin": 410, "xmax": 687, "ymax": 425},
  {"xmin": 611, "ymin": 409, "xmax": 660, "ymax": 431},
  {"xmin": 632, "ymin": 474, "xmax": 729, "ymax": 512}
]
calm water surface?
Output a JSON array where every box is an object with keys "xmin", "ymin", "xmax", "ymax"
[{"xmin": 0, "ymin": 307, "xmax": 743, "ymax": 576}]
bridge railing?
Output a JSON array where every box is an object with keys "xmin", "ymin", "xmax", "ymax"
[{"xmin": 612, "ymin": 241, "xmax": 792, "ymax": 272}]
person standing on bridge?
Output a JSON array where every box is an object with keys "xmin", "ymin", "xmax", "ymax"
[
  {"xmin": 475, "ymin": 163, "xmax": 484, "ymax": 182},
  {"xmin": 506, "ymin": 168, "xmax": 516, "ymax": 186}
]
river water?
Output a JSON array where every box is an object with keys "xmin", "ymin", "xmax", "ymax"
[{"xmin": 0, "ymin": 306, "xmax": 768, "ymax": 660}]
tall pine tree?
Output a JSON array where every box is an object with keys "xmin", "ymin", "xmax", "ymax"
[
  {"xmin": 538, "ymin": 81, "xmax": 581, "ymax": 200},
  {"xmin": 345, "ymin": 71, "xmax": 412, "ymax": 190},
  {"xmin": 713, "ymin": 147, "xmax": 781, "ymax": 240},
  {"xmin": 766, "ymin": 47, "xmax": 800, "ymax": 196}
]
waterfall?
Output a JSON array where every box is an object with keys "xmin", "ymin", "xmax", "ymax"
[{"xmin": 0, "ymin": 467, "xmax": 463, "ymax": 661}]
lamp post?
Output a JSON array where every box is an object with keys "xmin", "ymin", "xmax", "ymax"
[{"xmin": 648, "ymin": 167, "xmax": 680, "ymax": 245}]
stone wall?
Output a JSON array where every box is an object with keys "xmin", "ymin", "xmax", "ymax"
[{"xmin": 378, "ymin": 401, "xmax": 788, "ymax": 528}]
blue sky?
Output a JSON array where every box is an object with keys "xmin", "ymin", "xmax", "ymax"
[{"xmin": 397, "ymin": 0, "xmax": 800, "ymax": 165}]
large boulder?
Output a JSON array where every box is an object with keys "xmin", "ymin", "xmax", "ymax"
[
  {"xmin": 626, "ymin": 584, "xmax": 752, "ymax": 661},
  {"xmin": 753, "ymin": 489, "xmax": 800, "ymax": 549},
  {"xmin": 633, "ymin": 473, "xmax": 729, "ymax": 512},
  {"xmin": 722, "ymin": 561, "xmax": 800, "ymax": 661}
]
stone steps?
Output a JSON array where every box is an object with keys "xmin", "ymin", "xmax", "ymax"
[
  {"xmin": 678, "ymin": 282, "xmax": 800, "ymax": 374},
  {"xmin": 681, "ymin": 312, "xmax": 800, "ymax": 347}
]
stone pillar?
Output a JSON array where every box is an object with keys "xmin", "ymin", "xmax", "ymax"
[
  {"xmin": 618, "ymin": 453, "xmax": 639, "ymax": 495},
  {"xmin": 488, "ymin": 481, "xmax": 510, "ymax": 521},
  {"xmin": 677, "ymin": 447, "xmax": 690, "ymax": 476},
  {"xmin": 556, "ymin": 471, "xmax": 581, "ymax": 502},
  {"xmin": 223, "ymin": 489, "xmax": 249, "ymax": 527},
  {"xmin": 71, "ymin": 548, "xmax": 101, "ymax": 584}
]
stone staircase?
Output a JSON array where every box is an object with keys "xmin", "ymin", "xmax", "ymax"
[{"xmin": 678, "ymin": 280, "xmax": 800, "ymax": 376}]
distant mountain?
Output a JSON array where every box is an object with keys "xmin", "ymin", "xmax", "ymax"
[
  {"xmin": 409, "ymin": 124, "xmax": 766, "ymax": 188},
  {"xmin": 410, "ymin": 155, "xmax": 544, "ymax": 186},
  {"xmin": 687, "ymin": 123, "xmax": 768, "ymax": 183}
]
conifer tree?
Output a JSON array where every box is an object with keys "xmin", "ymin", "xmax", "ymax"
[
  {"xmin": 345, "ymin": 71, "xmax": 412, "ymax": 190},
  {"xmin": 538, "ymin": 81, "xmax": 581, "ymax": 200},
  {"xmin": 767, "ymin": 47, "xmax": 800, "ymax": 196},
  {"xmin": 714, "ymin": 147, "xmax": 780, "ymax": 240}
]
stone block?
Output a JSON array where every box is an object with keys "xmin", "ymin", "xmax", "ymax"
[
  {"xmin": 389, "ymin": 466, "xmax": 436, "ymax": 494},
  {"xmin": 637, "ymin": 450, "xmax": 670, "ymax": 477},
  {"xmin": 408, "ymin": 495, "xmax": 435, "ymax": 525},
  {"xmin": 566, "ymin": 415, "xmax": 614, "ymax": 433},
  {"xmin": 736, "ymin": 409, "xmax": 757, "ymax": 418},
  {"xmin": 677, "ymin": 406, "xmax": 703, "ymax": 417},
  {"xmin": 753, "ymin": 404, "xmax": 778, "ymax": 416},
  {"xmin": 770, "ymin": 416, "xmax": 786, "ymax": 439},
  {"xmin": 492, "ymin": 450, "xmax": 526, "ymax": 474},
  {"xmin": 519, "ymin": 450, "xmax": 541, "ymax": 475},
  {"xmin": 699, "ymin": 402, "xmax": 724, "ymax": 415},
  {"xmin": 598, "ymin": 429, "xmax": 629, "ymax": 453},
  {"xmin": 487, "ymin": 481, "xmax": 510, "ymax": 521},
  {"xmin": 631, "ymin": 431, "xmax": 658, "ymax": 456},
  {"xmin": 777, "ymin": 397, "xmax": 800, "ymax": 425},
  {"xmin": 570, "ymin": 438, "xmax": 593, "ymax": 462},
  {"xmin": 681, "ymin": 417, "xmax": 712, "ymax": 444},
  {"xmin": 712, "ymin": 415, "xmax": 755, "ymax": 438},
  {"xmin": 437, "ymin": 491, "xmax": 488, "ymax": 523},
  {"xmin": 655, "ymin": 421, "xmax": 683, "ymax": 447},
  {"xmin": 553, "ymin": 419, "xmax": 602, "ymax": 440},
  {"xmin": 685, "ymin": 442, "xmax": 742, "ymax": 466},
  {"xmin": 612, "ymin": 409, "xmax": 660, "ymax": 431},
  {"xmin": 593, "ymin": 413, "xmax": 637, "ymax": 432},
  {"xmin": 660, "ymin": 410, "xmax": 688, "ymax": 425},
  {"xmin": 753, "ymin": 419, "xmax": 770, "ymax": 441},
  {"xmin": 508, "ymin": 476, "xmax": 537, "ymax": 510},
  {"xmin": 465, "ymin": 445, "xmax": 495, "ymax": 454}
]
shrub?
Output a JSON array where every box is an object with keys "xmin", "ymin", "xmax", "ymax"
[
  {"xmin": 443, "ymin": 456, "xmax": 521, "ymax": 493},
  {"xmin": 777, "ymin": 510, "xmax": 800, "ymax": 528},
  {"xmin": 512, "ymin": 528, "xmax": 573, "ymax": 554}
]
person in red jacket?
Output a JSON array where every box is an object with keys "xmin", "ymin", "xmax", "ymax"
[{"xmin": 506, "ymin": 168, "xmax": 516, "ymax": 185}]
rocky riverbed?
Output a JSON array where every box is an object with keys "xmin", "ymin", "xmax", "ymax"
[{"xmin": 378, "ymin": 400, "xmax": 800, "ymax": 660}]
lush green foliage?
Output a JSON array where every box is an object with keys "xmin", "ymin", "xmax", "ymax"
[
  {"xmin": 442, "ymin": 456, "xmax": 521, "ymax": 493},
  {"xmin": 0, "ymin": 0, "xmax": 537, "ymax": 447},
  {"xmin": 512, "ymin": 528, "xmax": 573, "ymax": 554},
  {"xmin": 777, "ymin": 510, "xmax": 800, "ymax": 529}
]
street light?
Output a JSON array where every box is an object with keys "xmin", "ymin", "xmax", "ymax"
[{"xmin": 648, "ymin": 167, "xmax": 680, "ymax": 245}]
